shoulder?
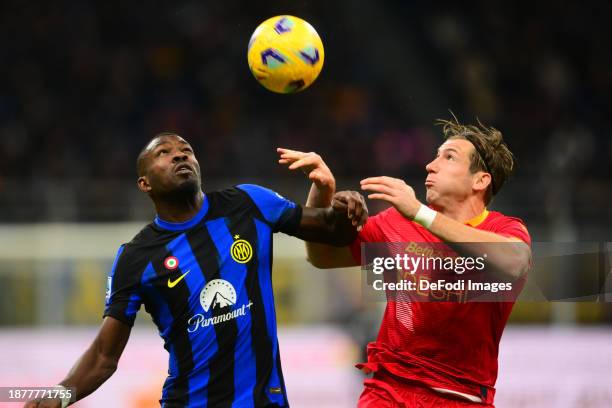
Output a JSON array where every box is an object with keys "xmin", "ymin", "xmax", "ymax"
[
  {"xmin": 127, "ymin": 222, "xmax": 158, "ymax": 245},
  {"xmin": 205, "ymin": 184, "xmax": 297, "ymax": 226},
  {"xmin": 483, "ymin": 211, "xmax": 531, "ymax": 243},
  {"xmin": 200, "ymin": 186, "xmax": 257, "ymax": 219},
  {"xmin": 114, "ymin": 223, "xmax": 165, "ymax": 270},
  {"xmin": 236, "ymin": 184, "xmax": 298, "ymax": 223},
  {"xmin": 208, "ymin": 186, "xmax": 252, "ymax": 206},
  {"xmin": 205, "ymin": 184, "xmax": 290, "ymax": 208},
  {"xmin": 235, "ymin": 184, "xmax": 294, "ymax": 206},
  {"xmin": 485, "ymin": 211, "xmax": 528, "ymax": 229}
]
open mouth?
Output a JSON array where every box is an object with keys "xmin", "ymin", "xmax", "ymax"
[{"xmin": 175, "ymin": 163, "xmax": 194, "ymax": 175}]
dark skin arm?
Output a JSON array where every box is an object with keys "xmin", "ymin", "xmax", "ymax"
[
  {"xmin": 24, "ymin": 316, "xmax": 132, "ymax": 408},
  {"xmin": 291, "ymin": 190, "xmax": 368, "ymax": 247},
  {"xmin": 277, "ymin": 148, "xmax": 366, "ymax": 267}
]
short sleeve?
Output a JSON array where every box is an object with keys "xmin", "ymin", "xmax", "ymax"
[
  {"xmin": 103, "ymin": 245, "xmax": 143, "ymax": 326},
  {"xmin": 489, "ymin": 216, "xmax": 531, "ymax": 245},
  {"xmin": 237, "ymin": 184, "xmax": 302, "ymax": 234}
]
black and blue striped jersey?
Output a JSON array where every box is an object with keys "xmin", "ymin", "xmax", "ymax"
[{"xmin": 103, "ymin": 184, "xmax": 303, "ymax": 408}]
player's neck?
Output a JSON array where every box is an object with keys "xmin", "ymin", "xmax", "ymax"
[
  {"xmin": 155, "ymin": 190, "xmax": 204, "ymax": 223},
  {"xmin": 435, "ymin": 198, "xmax": 486, "ymax": 224}
]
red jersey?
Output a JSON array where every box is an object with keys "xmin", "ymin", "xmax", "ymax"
[{"xmin": 350, "ymin": 208, "xmax": 531, "ymax": 404}]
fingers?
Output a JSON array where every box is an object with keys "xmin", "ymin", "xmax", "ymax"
[
  {"xmin": 361, "ymin": 176, "xmax": 413, "ymax": 201},
  {"xmin": 360, "ymin": 176, "xmax": 406, "ymax": 191},
  {"xmin": 360, "ymin": 183, "xmax": 395, "ymax": 196},
  {"xmin": 277, "ymin": 150, "xmax": 326, "ymax": 174},
  {"xmin": 347, "ymin": 195, "xmax": 356, "ymax": 220},
  {"xmin": 277, "ymin": 148, "xmax": 308, "ymax": 162},
  {"xmin": 277, "ymin": 148, "xmax": 306, "ymax": 166},
  {"xmin": 333, "ymin": 191, "xmax": 369, "ymax": 228},
  {"xmin": 357, "ymin": 197, "xmax": 369, "ymax": 228},
  {"xmin": 276, "ymin": 147, "xmax": 303, "ymax": 157},
  {"xmin": 352, "ymin": 193, "xmax": 367, "ymax": 227},
  {"xmin": 288, "ymin": 156, "xmax": 318, "ymax": 170},
  {"xmin": 366, "ymin": 193, "xmax": 394, "ymax": 203},
  {"xmin": 361, "ymin": 176, "xmax": 396, "ymax": 186},
  {"xmin": 331, "ymin": 197, "xmax": 348, "ymax": 211},
  {"xmin": 332, "ymin": 191, "xmax": 352, "ymax": 206},
  {"xmin": 277, "ymin": 147, "xmax": 302, "ymax": 155},
  {"xmin": 352, "ymin": 192, "xmax": 368, "ymax": 228}
]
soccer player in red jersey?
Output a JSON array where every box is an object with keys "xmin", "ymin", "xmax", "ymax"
[{"xmin": 278, "ymin": 117, "xmax": 532, "ymax": 407}]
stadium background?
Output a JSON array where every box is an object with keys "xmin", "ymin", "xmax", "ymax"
[{"xmin": 0, "ymin": 1, "xmax": 610, "ymax": 407}]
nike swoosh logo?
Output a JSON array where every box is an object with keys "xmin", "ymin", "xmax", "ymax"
[{"xmin": 168, "ymin": 270, "xmax": 191, "ymax": 288}]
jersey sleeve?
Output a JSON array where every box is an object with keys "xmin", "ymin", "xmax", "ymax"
[
  {"xmin": 349, "ymin": 211, "xmax": 387, "ymax": 263},
  {"xmin": 489, "ymin": 215, "xmax": 531, "ymax": 245},
  {"xmin": 103, "ymin": 245, "xmax": 143, "ymax": 326},
  {"xmin": 237, "ymin": 184, "xmax": 302, "ymax": 234}
]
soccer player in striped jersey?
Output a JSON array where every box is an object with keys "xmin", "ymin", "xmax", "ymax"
[
  {"xmin": 278, "ymin": 117, "xmax": 532, "ymax": 407},
  {"xmin": 25, "ymin": 133, "xmax": 367, "ymax": 408}
]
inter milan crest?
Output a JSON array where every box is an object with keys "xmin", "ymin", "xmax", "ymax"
[
  {"xmin": 164, "ymin": 256, "xmax": 179, "ymax": 270},
  {"xmin": 230, "ymin": 235, "xmax": 253, "ymax": 264}
]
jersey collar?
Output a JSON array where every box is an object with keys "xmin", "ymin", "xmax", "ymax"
[
  {"xmin": 465, "ymin": 209, "xmax": 489, "ymax": 227},
  {"xmin": 154, "ymin": 193, "xmax": 209, "ymax": 231}
]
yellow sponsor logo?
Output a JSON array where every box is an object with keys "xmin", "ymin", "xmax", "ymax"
[
  {"xmin": 231, "ymin": 235, "xmax": 253, "ymax": 264},
  {"xmin": 404, "ymin": 241, "xmax": 449, "ymax": 258},
  {"xmin": 167, "ymin": 270, "xmax": 191, "ymax": 288}
]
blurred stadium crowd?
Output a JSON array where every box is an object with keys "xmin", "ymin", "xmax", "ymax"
[{"xmin": 0, "ymin": 0, "xmax": 609, "ymax": 242}]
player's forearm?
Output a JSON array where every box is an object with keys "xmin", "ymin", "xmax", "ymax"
[
  {"xmin": 328, "ymin": 208, "xmax": 358, "ymax": 247},
  {"xmin": 297, "ymin": 207, "xmax": 357, "ymax": 247},
  {"xmin": 60, "ymin": 341, "xmax": 119, "ymax": 402},
  {"xmin": 306, "ymin": 181, "xmax": 335, "ymax": 207},
  {"xmin": 318, "ymin": 207, "xmax": 358, "ymax": 246},
  {"xmin": 428, "ymin": 212, "xmax": 531, "ymax": 280},
  {"xmin": 306, "ymin": 243, "xmax": 337, "ymax": 268},
  {"xmin": 305, "ymin": 181, "xmax": 336, "ymax": 263}
]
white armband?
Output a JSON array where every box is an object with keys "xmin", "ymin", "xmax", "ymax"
[{"xmin": 413, "ymin": 204, "xmax": 437, "ymax": 229}]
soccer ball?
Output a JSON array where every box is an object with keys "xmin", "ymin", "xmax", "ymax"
[{"xmin": 247, "ymin": 15, "xmax": 324, "ymax": 93}]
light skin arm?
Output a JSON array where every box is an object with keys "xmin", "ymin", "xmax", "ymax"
[
  {"xmin": 24, "ymin": 316, "xmax": 132, "ymax": 408},
  {"xmin": 360, "ymin": 176, "xmax": 531, "ymax": 280},
  {"xmin": 277, "ymin": 148, "xmax": 360, "ymax": 268}
]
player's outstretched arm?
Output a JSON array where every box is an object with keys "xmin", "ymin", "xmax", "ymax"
[
  {"xmin": 361, "ymin": 176, "xmax": 531, "ymax": 280},
  {"xmin": 277, "ymin": 148, "xmax": 361, "ymax": 268},
  {"xmin": 291, "ymin": 190, "xmax": 367, "ymax": 250},
  {"xmin": 24, "ymin": 316, "xmax": 132, "ymax": 408}
]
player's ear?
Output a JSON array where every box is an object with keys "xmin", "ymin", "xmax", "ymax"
[
  {"xmin": 137, "ymin": 176, "xmax": 152, "ymax": 193},
  {"xmin": 473, "ymin": 171, "xmax": 491, "ymax": 194}
]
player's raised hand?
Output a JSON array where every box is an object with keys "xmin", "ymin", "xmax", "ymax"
[
  {"xmin": 332, "ymin": 191, "xmax": 368, "ymax": 229},
  {"xmin": 360, "ymin": 176, "xmax": 421, "ymax": 220},
  {"xmin": 276, "ymin": 148, "xmax": 335, "ymax": 190}
]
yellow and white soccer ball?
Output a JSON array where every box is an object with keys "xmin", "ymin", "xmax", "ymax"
[{"xmin": 247, "ymin": 15, "xmax": 324, "ymax": 93}]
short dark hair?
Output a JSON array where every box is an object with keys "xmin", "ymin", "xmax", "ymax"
[
  {"xmin": 136, "ymin": 132, "xmax": 181, "ymax": 177},
  {"xmin": 436, "ymin": 116, "xmax": 515, "ymax": 205}
]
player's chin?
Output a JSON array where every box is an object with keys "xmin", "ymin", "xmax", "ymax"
[
  {"xmin": 425, "ymin": 189, "xmax": 437, "ymax": 204},
  {"xmin": 173, "ymin": 177, "xmax": 200, "ymax": 195}
]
